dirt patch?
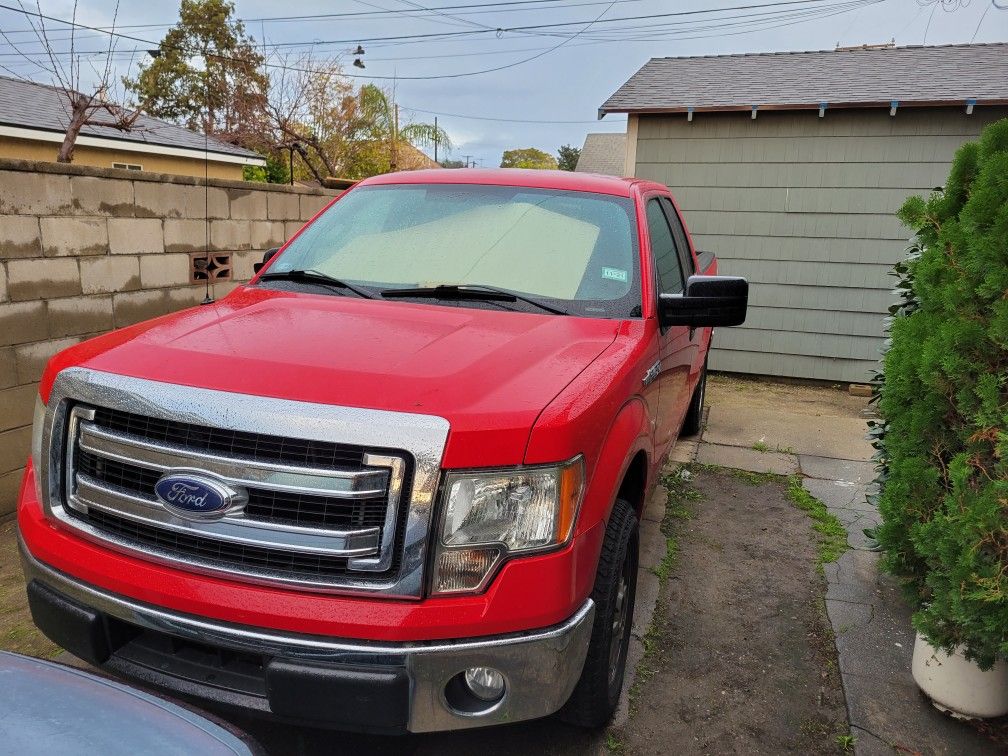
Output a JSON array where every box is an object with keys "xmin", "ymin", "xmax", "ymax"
[
  {"xmin": 0, "ymin": 518, "xmax": 59, "ymax": 658},
  {"xmin": 618, "ymin": 469, "xmax": 848, "ymax": 754}
]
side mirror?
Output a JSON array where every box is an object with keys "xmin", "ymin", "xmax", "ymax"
[
  {"xmin": 253, "ymin": 247, "xmax": 280, "ymax": 274},
  {"xmin": 659, "ymin": 275, "xmax": 748, "ymax": 328}
]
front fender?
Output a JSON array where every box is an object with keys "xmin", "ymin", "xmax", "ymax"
[{"xmin": 581, "ymin": 396, "xmax": 652, "ymax": 530}]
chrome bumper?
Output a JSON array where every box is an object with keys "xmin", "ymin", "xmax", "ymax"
[{"xmin": 20, "ymin": 542, "xmax": 594, "ymax": 733}]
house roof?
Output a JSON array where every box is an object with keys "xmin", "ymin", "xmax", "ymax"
[
  {"xmin": 575, "ymin": 133, "xmax": 626, "ymax": 176},
  {"xmin": 0, "ymin": 75, "xmax": 264, "ymax": 164},
  {"xmin": 599, "ymin": 43, "xmax": 1008, "ymax": 116}
]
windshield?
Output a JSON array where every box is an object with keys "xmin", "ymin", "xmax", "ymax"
[{"xmin": 262, "ymin": 183, "xmax": 641, "ymax": 319}]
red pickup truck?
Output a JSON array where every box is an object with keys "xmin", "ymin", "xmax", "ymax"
[{"xmin": 18, "ymin": 169, "xmax": 746, "ymax": 733}]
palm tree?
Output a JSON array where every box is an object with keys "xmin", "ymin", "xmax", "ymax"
[{"xmin": 347, "ymin": 85, "xmax": 450, "ymax": 176}]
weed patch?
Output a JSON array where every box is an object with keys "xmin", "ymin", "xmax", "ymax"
[{"xmin": 786, "ymin": 476, "xmax": 847, "ymax": 568}]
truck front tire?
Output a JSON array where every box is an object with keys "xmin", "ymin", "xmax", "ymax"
[{"xmin": 560, "ymin": 497, "xmax": 639, "ymax": 728}]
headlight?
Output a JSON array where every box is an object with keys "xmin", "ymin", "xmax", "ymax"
[
  {"xmin": 30, "ymin": 394, "xmax": 46, "ymax": 505},
  {"xmin": 431, "ymin": 456, "xmax": 584, "ymax": 594}
]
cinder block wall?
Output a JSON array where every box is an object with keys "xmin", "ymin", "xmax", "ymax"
[{"xmin": 0, "ymin": 159, "xmax": 340, "ymax": 515}]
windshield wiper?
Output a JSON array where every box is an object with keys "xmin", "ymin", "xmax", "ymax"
[
  {"xmin": 380, "ymin": 284, "xmax": 568, "ymax": 315},
  {"xmin": 259, "ymin": 269, "xmax": 374, "ymax": 299}
]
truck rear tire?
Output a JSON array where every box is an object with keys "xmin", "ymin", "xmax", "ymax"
[
  {"xmin": 559, "ymin": 497, "xmax": 638, "ymax": 729},
  {"xmin": 680, "ymin": 361, "xmax": 707, "ymax": 437}
]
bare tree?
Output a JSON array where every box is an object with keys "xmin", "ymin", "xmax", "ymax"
[
  {"xmin": 0, "ymin": 1, "xmax": 142, "ymax": 163},
  {"xmin": 264, "ymin": 53, "xmax": 451, "ymax": 181},
  {"xmin": 264, "ymin": 52, "xmax": 352, "ymax": 181}
]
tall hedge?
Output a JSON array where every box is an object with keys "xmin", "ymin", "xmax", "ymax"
[{"xmin": 876, "ymin": 117, "xmax": 1008, "ymax": 670}]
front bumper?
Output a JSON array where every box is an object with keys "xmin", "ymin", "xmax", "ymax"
[{"xmin": 20, "ymin": 540, "xmax": 595, "ymax": 733}]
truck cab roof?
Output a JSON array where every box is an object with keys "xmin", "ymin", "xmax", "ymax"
[{"xmin": 359, "ymin": 168, "xmax": 648, "ymax": 198}]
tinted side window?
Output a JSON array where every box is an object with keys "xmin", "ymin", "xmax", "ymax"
[
  {"xmin": 646, "ymin": 199, "xmax": 685, "ymax": 295},
  {"xmin": 661, "ymin": 197, "xmax": 694, "ymax": 277}
]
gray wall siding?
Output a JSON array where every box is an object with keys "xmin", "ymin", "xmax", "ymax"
[{"xmin": 634, "ymin": 107, "xmax": 1008, "ymax": 382}]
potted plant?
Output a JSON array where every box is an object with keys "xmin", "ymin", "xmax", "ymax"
[{"xmin": 873, "ymin": 117, "xmax": 1008, "ymax": 719}]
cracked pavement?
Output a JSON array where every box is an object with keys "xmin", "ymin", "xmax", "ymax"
[{"xmin": 699, "ymin": 376, "xmax": 999, "ymax": 755}]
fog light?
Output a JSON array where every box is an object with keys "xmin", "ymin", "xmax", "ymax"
[{"xmin": 464, "ymin": 666, "xmax": 505, "ymax": 702}]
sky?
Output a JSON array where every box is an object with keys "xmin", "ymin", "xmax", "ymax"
[{"xmin": 0, "ymin": 0, "xmax": 1005, "ymax": 169}]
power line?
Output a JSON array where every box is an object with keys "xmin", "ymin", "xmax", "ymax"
[
  {"xmin": 401, "ymin": 104, "xmax": 626, "ymax": 123},
  {"xmin": 0, "ymin": 0, "xmax": 883, "ymax": 80},
  {"xmin": 0, "ymin": 0, "xmax": 873, "ymax": 50}
]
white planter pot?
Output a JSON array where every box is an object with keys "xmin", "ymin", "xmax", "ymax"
[{"xmin": 912, "ymin": 633, "xmax": 1008, "ymax": 719}]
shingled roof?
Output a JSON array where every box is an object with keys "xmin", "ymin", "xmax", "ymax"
[
  {"xmin": 0, "ymin": 75, "xmax": 263, "ymax": 162},
  {"xmin": 599, "ymin": 43, "xmax": 1008, "ymax": 117},
  {"xmin": 575, "ymin": 133, "xmax": 626, "ymax": 176}
]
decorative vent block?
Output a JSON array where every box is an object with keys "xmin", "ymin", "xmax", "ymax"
[{"xmin": 189, "ymin": 252, "xmax": 233, "ymax": 284}]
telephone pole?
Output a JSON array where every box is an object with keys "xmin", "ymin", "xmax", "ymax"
[{"xmin": 463, "ymin": 154, "xmax": 473, "ymax": 168}]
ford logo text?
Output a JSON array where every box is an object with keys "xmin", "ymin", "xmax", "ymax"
[{"xmin": 154, "ymin": 473, "xmax": 245, "ymax": 521}]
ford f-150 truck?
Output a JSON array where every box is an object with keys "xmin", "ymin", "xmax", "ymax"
[{"xmin": 18, "ymin": 169, "xmax": 747, "ymax": 734}]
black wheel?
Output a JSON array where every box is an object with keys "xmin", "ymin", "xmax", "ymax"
[
  {"xmin": 680, "ymin": 361, "xmax": 707, "ymax": 437},
  {"xmin": 560, "ymin": 498, "xmax": 638, "ymax": 729}
]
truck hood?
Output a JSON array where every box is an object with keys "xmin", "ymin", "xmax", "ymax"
[{"xmin": 56, "ymin": 287, "xmax": 620, "ymax": 466}]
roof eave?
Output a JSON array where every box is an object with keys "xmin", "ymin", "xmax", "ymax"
[
  {"xmin": 0, "ymin": 122, "xmax": 265, "ymax": 164},
  {"xmin": 599, "ymin": 98, "xmax": 1008, "ymax": 116}
]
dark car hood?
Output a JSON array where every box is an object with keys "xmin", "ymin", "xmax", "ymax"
[{"xmin": 59, "ymin": 287, "xmax": 620, "ymax": 465}]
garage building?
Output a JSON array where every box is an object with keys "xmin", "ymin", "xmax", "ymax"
[{"xmin": 600, "ymin": 43, "xmax": 1008, "ymax": 382}]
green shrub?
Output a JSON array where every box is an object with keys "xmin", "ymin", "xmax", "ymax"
[{"xmin": 876, "ymin": 117, "xmax": 1008, "ymax": 670}]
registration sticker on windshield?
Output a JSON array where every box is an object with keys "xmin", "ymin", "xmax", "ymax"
[{"xmin": 602, "ymin": 267, "xmax": 628, "ymax": 283}]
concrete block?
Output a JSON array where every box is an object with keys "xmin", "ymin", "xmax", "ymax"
[
  {"xmin": 133, "ymin": 181, "xmax": 196, "ymax": 219},
  {"xmin": 267, "ymin": 192, "xmax": 301, "ymax": 221},
  {"xmin": 695, "ymin": 442, "xmax": 799, "ymax": 476},
  {"xmin": 228, "ymin": 188, "xmax": 268, "ymax": 220},
  {"xmin": 0, "ymin": 170, "xmax": 71, "ymax": 215},
  {"xmin": 0, "ymin": 383, "xmax": 36, "ymax": 432},
  {"xmin": 283, "ymin": 221, "xmax": 304, "ymax": 241},
  {"xmin": 0, "ymin": 467, "xmax": 20, "ymax": 515},
  {"xmin": 14, "ymin": 336, "xmax": 79, "ymax": 385},
  {"xmin": 0, "ymin": 216, "xmax": 42, "ymax": 259},
  {"xmin": 300, "ymin": 194, "xmax": 331, "ymax": 221},
  {"xmin": 231, "ymin": 249, "xmax": 262, "ymax": 281},
  {"xmin": 113, "ymin": 289, "xmax": 170, "ymax": 327},
  {"xmin": 250, "ymin": 221, "xmax": 285, "ymax": 251},
  {"xmin": 40, "ymin": 217, "xmax": 108, "ymax": 257},
  {"xmin": 108, "ymin": 218, "xmax": 163, "ymax": 255},
  {"xmin": 47, "ymin": 295, "xmax": 114, "ymax": 338},
  {"xmin": 211, "ymin": 280, "xmax": 241, "ymax": 299},
  {"xmin": 0, "ymin": 301, "xmax": 47, "ymax": 346},
  {"xmin": 0, "ymin": 424, "xmax": 30, "ymax": 475},
  {"xmin": 210, "ymin": 220, "xmax": 251, "ymax": 251},
  {"xmin": 0, "ymin": 347, "xmax": 14, "ymax": 389},
  {"xmin": 164, "ymin": 219, "xmax": 209, "ymax": 253},
  {"xmin": 80, "ymin": 256, "xmax": 140, "ymax": 295},
  {"xmin": 0, "ymin": 263, "xmax": 6, "ymax": 302},
  {"xmin": 69, "ymin": 175, "xmax": 134, "ymax": 216},
  {"xmin": 139, "ymin": 253, "xmax": 191, "ymax": 289},
  {"xmin": 207, "ymin": 187, "xmax": 230, "ymax": 219},
  {"xmin": 6, "ymin": 257, "xmax": 80, "ymax": 301},
  {"xmin": 166, "ymin": 285, "xmax": 207, "ymax": 310}
]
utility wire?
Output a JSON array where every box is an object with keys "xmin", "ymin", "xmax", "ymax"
[
  {"xmin": 0, "ymin": 0, "xmax": 883, "ymax": 80},
  {"xmin": 0, "ymin": 0, "xmax": 879, "ymax": 59}
]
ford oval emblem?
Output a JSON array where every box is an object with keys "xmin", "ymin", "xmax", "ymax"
[{"xmin": 154, "ymin": 473, "xmax": 243, "ymax": 521}]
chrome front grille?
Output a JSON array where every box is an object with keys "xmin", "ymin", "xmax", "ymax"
[{"xmin": 39, "ymin": 368, "xmax": 451, "ymax": 597}]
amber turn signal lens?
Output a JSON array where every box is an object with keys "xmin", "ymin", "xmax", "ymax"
[{"xmin": 556, "ymin": 457, "xmax": 585, "ymax": 544}]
